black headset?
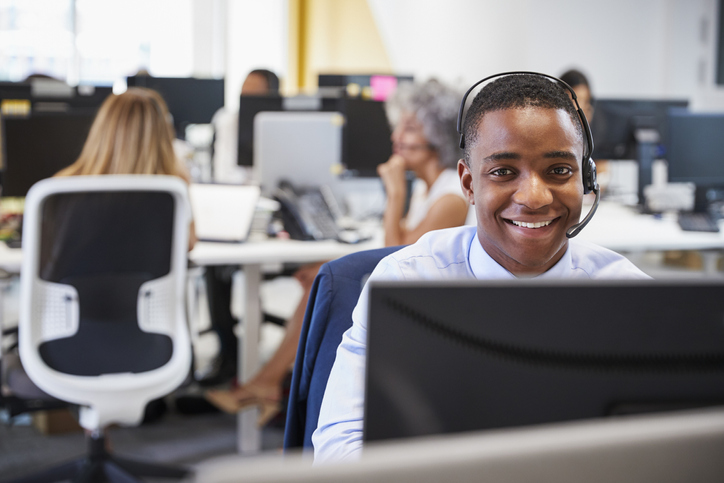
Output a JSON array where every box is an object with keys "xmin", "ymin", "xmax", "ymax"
[{"xmin": 456, "ymin": 71, "xmax": 599, "ymax": 238}]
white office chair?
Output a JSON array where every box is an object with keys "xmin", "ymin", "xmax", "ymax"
[{"xmin": 13, "ymin": 175, "xmax": 193, "ymax": 483}]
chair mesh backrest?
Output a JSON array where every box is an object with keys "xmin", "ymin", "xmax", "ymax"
[{"xmin": 36, "ymin": 191, "xmax": 175, "ymax": 376}]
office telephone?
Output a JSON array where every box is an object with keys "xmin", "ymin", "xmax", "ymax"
[{"xmin": 273, "ymin": 181, "xmax": 341, "ymax": 241}]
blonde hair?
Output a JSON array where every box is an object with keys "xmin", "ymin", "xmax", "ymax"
[{"xmin": 56, "ymin": 87, "xmax": 183, "ymax": 178}]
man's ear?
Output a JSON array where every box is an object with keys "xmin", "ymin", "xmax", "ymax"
[{"xmin": 458, "ymin": 159, "xmax": 475, "ymax": 205}]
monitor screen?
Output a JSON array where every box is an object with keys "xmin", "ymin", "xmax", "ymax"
[
  {"xmin": 1, "ymin": 112, "xmax": 95, "ymax": 197},
  {"xmin": 665, "ymin": 109, "xmax": 724, "ymax": 187},
  {"xmin": 591, "ymin": 99, "xmax": 689, "ymax": 160},
  {"xmin": 364, "ymin": 279, "xmax": 724, "ymax": 443},
  {"xmin": 236, "ymin": 95, "xmax": 339, "ymax": 167},
  {"xmin": 339, "ymin": 98, "xmax": 392, "ymax": 177},
  {"xmin": 318, "ymin": 74, "xmax": 414, "ymax": 101},
  {"xmin": 127, "ymin": 76, "xmax": 224, "ymax": 137}
]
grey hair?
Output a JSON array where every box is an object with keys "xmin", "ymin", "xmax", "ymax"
[{"xmin": 385, "ymin": 78, "xmax": 463, "ymax": 169}]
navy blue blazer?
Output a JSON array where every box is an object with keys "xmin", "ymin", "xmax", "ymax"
[{"xmin": 283, "ymin": 245, "xmax": 403, "ymax": 451}]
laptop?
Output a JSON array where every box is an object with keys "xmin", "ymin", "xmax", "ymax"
[{"xmin": 188, "ymin": 183, "xmax": 260, "ymax": 242}]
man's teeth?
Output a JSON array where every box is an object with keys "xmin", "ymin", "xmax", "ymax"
[{"xmin": 511, "ymin": 220, "xmax": 552, "ymax": 229}]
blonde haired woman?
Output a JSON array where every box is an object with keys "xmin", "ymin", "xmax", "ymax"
[{"xmin": 56, "ymin": 87, "xmax": 196, "ymax": 249}]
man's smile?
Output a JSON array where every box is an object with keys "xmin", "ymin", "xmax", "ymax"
[{"xmin": 507, "ymin": 219, "xmax": 554, "ymax": 229}]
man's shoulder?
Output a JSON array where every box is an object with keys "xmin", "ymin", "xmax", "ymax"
[
  {"xmin": 569, "ymin": 239, "xmax": 651, "ymax": 279},
  {"xmin": 381, "ymin": 226, "xmax": 477, "ymax": 279}
]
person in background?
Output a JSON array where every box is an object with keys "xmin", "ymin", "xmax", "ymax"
[
  {"xmin": 312, "ymin": 72, "xmax": 650, "ymax": 462},
  {"xmin": 378, "ymin": 79, "xmax": 471, "ymax": 246},
  {"xmin": 205, "ymin": 78, "xmax": 471, "ymax": 424},
  {"xmin": 55, "ymin": 87, "xmax": 196, "ymax": 251},
  {"xmin": 560, "ymin": 68, "xmax": 594, "ymax": 122},
  {"xmin": 198, "ymin": 69, "xmax": 281, "ymax": 391},
  {"xmin": 559, "ymin": 68, "xmax": 607, "ymax": 196},
  {"xmin": 240, "ymin": 68, "xmax": 280, "ymax": 96},
  {"xmin": 211, "ymin": 68, "xmax": 280, "ymax": 184}
]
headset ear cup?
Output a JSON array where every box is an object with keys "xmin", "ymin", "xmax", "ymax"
[{"xmin": 583, "ymin": 158, "xmax": 598, "ymax": 194}]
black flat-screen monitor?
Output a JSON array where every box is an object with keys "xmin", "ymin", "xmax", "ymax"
[
  {"xmin": 127, "ymin": 76, "xmax": 224, "ymax": 137},
  {"xmin": 364, "ymin": 279, "xmax": 724, "ymax": 443},
  {"xmin": 0, "ymin": 83, "xmax": 111, "ymax": 114},
  {"xmin": 339, "ymin": 98, "xmax": 392, "ymax": 177},
  {"xmin": 1, "ymin": 112, "xmax": 95, "ymax": 197},
  {"xmin": 0, "ymin": 81, "xmax": 32, "ymax": 101},
  {"xmin": 591, "ymin": 98, "xmax": 689, "ymax": 160},
  {"xmin": 236, "ymin": 94, "xmax": 339, "ymax": 167},
  {"xmin": 318, "ymin": 74, "xmax": 414, "ymax": 101},
  {"xmin": 665, "ymin": 109, "xmax": 724, "ymax": 211},
  {"xmin": 666, "ymin": 109, "xmax": 724, "ymax": 186}
]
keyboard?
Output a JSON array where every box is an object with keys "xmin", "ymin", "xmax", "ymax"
[{"xmin": 677, "ymin": 212, "xmax": 720, "ymax": 233}]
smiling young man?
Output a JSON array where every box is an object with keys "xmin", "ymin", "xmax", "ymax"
[{"xmin": 312, "ymin": 73, "xmax": 649, "ymax": 462}]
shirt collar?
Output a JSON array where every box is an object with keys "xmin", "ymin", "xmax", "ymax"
[{"xmin": 469, "ymin": 232, "xmax": 572, "ymax": 280}]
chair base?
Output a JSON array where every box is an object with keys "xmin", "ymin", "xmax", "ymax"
[{"xmin": 4, "ymin": 433, "xmax": 190, "ymax": 483}]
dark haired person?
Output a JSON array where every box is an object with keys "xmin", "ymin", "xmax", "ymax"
[
  {"xmin": 312, "ymin": 73, "xmax": 649, "ymax": 462},
  {"xmin": 560, "ymin": 68, "xmax": 594, "ymax": 122},
  {"xmin": 241, "ymin": 68, "xmax": 280, "ymax": 95}
]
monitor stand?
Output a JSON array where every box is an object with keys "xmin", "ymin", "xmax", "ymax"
[{"xmin": 635, "ymin": 128, "xmax": 660, "ymax": 213}]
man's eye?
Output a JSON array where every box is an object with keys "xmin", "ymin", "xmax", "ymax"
[
  {"xmin": 491, "ymin": 168, "xmax": 513, "ymax": 176},
  {"xmin": 551, "ymin": 167, "xmax": 572, "ymax": 175}
]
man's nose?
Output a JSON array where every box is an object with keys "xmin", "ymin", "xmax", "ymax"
[{"xmin": 512, "ymin": 173, "xmax": 553, "ymax": 209}]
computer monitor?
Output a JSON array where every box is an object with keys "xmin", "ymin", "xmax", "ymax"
[
  {"xmin": 665, "ymin": 109, "xmax": 724, "ymax": 211},
  {"xmin": 318, "ymin": 74, "xmax": 414, "ymax": 101},
  {"xmin": 236, "ymin": 94, "xmax": 339, "ymax": 167},
  {"xmin": 0, "ymin": 81, "xmax": 32, "ymax": 101},
  {"xmin": 127, "ymin": 76, "xmax": 224, "ymax": 138},
  {"xmin": 1, "ymin": 111, "xmax": 95, "ymax": 197},
  {"xmin": 339, "ymin": 98, "xmax": 392, "ymax": 177},
  {"xmin": 591, "ymin": 98, "xmax": 689, "ymax": 206},
  {"xmin": 364, "ymin": 279, "xmax": 724, "ymax": 443},
  {"xmin": 591, "ymin": 99, "xmax": 689, "ymax": 160}
]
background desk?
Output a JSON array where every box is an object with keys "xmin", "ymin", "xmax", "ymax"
[
  {"xmin": 189, "ymin": 236, "xmax": 382, "ymax": 454},
  {"xmin": 578, "ymin": 202, "xmax": 724, "ymax": 274}
]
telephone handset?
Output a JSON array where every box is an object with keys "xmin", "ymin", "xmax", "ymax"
[{"xmin": 273, "ymin": 181, "xmax": 341, "ymax": 241}]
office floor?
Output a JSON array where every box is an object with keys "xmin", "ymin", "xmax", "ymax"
[{"xmin": 0, "ymin": 401, "xmax": 285, "ymax": 481}]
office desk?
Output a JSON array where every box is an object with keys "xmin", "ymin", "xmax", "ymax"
[
  {"xmin": 189, "ymin": 235, "xmax": 382, "ymax": 454},
  {"xmin": 578, "ymin": 201, "xmax": 724, "ymax": 273}
]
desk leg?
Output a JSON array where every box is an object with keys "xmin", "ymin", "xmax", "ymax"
[
  {"xmin": 700, "ymin": 250, "xmax": 721, "ymax": 276},
  {"xmin": 237, "ymin": 263, "xmax": 262, "ymax": 454}
]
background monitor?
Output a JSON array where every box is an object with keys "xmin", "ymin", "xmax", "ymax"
[
  {"xmin": 1, "ymin": 112, "xmax": 95, "ymax": 197},
  {"xmin": 253, "ymin": 111, "xmax": 343, "ymax": 199},
  {"xmin": 665, "ymin": 108, "xmax": 724, "ymax": 212},
  {"xmin": 318, "ymin": 74, "xmax": 414, "ymax": 101},
  {"xmin": 236, "ymin": 94, "xmax": 338, "ymax": 167},
  {"xmin": 127, "ymin": 76, "xmax": 224, "ymax": 138},
  {"xmin": 364, "ymin": 279, "xmax": 724, "ymax": 443},
  {"xmin": 590, "ymin": 98, "xmax": 689, "ymax": 160},
  {"xmin": 665, "ymin": 109, "xmax": 724, "ymax": 186},
  {"xmin": 339, "ymin": 98, "xmax": 392, "ymax": 177}
]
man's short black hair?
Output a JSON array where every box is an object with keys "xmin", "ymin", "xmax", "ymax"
[{"xmin": 462, "ymin": 74, "xmax": 584, "ymax": 162}]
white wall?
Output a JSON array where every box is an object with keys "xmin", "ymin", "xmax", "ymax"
[
  {"xmin": 367, "ymin": 0, "xmax": 713, "ymax": 102},
  {"xmin": 224, "ymin": 0, "xmax": 288, "ymax": 109}
]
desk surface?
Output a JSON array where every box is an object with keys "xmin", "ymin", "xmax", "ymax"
[
  {"xmin": 189, "ymin": 236, "xmax": 382, "ymax": 267},
  {"xmin": 577, "ymin": 202, "xmax": 724, "ymax": 252}
]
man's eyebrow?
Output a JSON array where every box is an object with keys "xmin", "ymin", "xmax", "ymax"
[
  {"xmin": 483, "ymin": 152, "xmax": 520, "ymax": 162},
  {"xmin": 543, "ymin": 150, "xmax": 578, "ymax": 160}
]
